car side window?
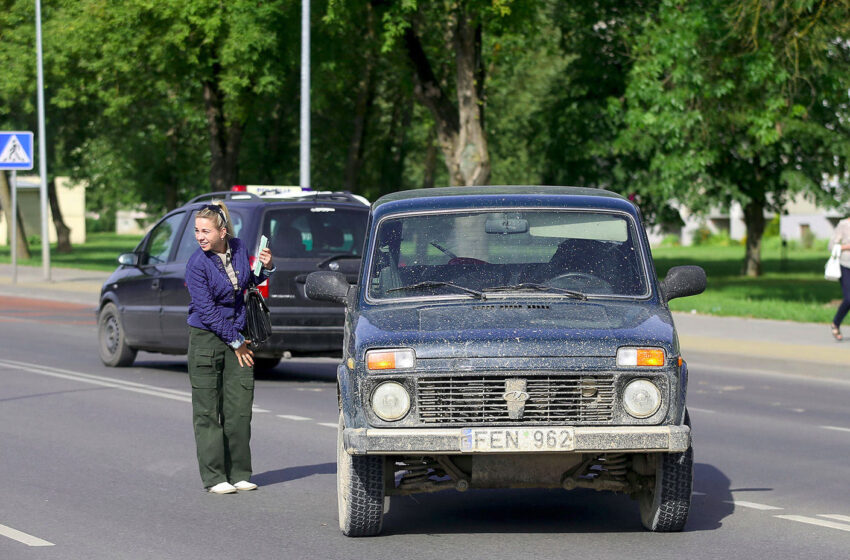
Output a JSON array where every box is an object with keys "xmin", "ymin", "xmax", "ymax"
[
  {"xmin": 144, "ymin": 212, "xmax": 185, "ymax": 265},
  {"xmin": 174, "ymin": 210, "xmax": 244, "ymax": 263}
]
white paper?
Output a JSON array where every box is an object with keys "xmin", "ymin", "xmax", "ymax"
[{"xmin": 253, "ymin": 235, "xmax": 268, "ymax": 276}]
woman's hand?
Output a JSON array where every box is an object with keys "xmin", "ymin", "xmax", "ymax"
[
  {"xmin": 259, "ymin": 247, "xmax": 274, "ymax": 270},
  {"xmin": 234, "ymin": 341, "xmax": 254, "ymax": 368}
]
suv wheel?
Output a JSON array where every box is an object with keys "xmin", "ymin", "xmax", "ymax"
[
  {"xmin": 639, "ymin": 414, "xmax": 693, "ymax": 531},
  {"xmin": 337, "ymin": 413, "xmax": 384, "ymax": 536},
  {"xmin": 98, "ymin": 302, "xmax": 137, "ymax": 367}
]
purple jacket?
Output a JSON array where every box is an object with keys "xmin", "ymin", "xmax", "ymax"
[{"xmin": 186, "ymin": 237, "xmax": 271, "ymax": 346}]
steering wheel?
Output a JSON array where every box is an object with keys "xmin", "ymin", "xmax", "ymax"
[{"xmin": 546, "ymin": 272, "xmax": 611, "ymax": 291}]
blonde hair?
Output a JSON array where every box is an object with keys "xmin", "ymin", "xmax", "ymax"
[{"xmin": 196, "ymin": 200, "xmax": 233, "ymax": 239}]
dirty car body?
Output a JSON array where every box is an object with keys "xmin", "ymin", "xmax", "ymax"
[{"xmin": 306, "ymin": 186, "xmax": 706, "ymax": 536}]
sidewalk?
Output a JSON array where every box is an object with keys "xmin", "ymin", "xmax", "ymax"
[{"xmin": 1, "ymin": 264, "xmax": 848, "ymax": 375}]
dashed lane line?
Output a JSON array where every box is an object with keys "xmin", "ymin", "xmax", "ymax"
[
  {"xmin": 0, "ymin": 523, "xmax": 54, "ymax": 547},
  {"xmin": 277, "ymin": 415, "xmax": 312, "ymax": 421},
  {"xmin": 317, "ymin": 423, "xmax": 338, "ymax": 428},
  {"xmin": 775, "ymin": 515, "xmax": 850, "ymax": 533},
  {"xmin": 723, "ymin": 500, "xmax": 783, "ymax": 511},
  {"xmin": 0, "ymin": 359, "xmax": 269, "ymax": 414},
  {"xmin": 686, "ymin": 407, "xmax": 715, "ymax": 414},
  {"xmin": 820, "ymin": 514, "xmax": 850, "ymax": 523},
  {"xmin": 821, "ymin": 425, "xmax": 850, "ymax": 433}
]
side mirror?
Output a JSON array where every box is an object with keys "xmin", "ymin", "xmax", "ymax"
[
  {"xmin": 306, "ymin": 271, "xmax": 351, "ymax": 304},
  {"xmin": 660, "ymin": 265, "xmax": 706, "ymax": 301},
  {"xmin": 118, "ymin": 253, "xmax": 140, "ymax": 267}
]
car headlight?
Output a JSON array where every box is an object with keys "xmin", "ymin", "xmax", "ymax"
[
  {"xmin": 622, "ymin": 379, "xmax": 662, "ymax": 418},
  {"xmin": 371, "ymin": 381, "xmax": 411, "ymax": 421}
]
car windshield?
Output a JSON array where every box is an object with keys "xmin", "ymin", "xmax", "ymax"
[
  {"xmin": 367, "ymin": 209, "xmax": 649, "ymax": 300},
  {"xmin": 262, "ymin": 207, "xmax": 368, "ymax": 259}
]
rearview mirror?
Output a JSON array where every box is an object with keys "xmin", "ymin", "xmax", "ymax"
[
  {"xmin": 306, "ymin": 271, "xmax": 351, "ymax": 305},
  {"xmin": 118, "ymin": 253, "xmax": 140, "ymax": 267},
  {"xmin": 660, "ymin": 266, "xmax": 706, "ymax": 301},
  {"xmin": 485, "ymin": 217, "xmax": 528, "ymax": 234}
]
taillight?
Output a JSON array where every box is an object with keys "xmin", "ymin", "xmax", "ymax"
[{"xmin": 248, "ymin": 256, "xmax": 270, "ymax": 298}]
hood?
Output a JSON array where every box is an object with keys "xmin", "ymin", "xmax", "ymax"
[{"xmin": 353, "ymin": 299, "xmax": 676, "ymax": 360}]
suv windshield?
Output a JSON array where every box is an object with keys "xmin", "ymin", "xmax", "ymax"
[
  {"xmin": 367, "ymin": 209, "xmax": 649, "ymax": 299},
  {"xmin": 263, "ymin": 207, "xmax": 367, "ymax": 258}
]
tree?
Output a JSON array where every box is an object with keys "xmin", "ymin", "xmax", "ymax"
[{"xmin": 614, "ymin": 0, "xmax": 850, "ymax": 276}]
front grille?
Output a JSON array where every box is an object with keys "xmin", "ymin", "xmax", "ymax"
[{"xmin": 417, "ymin": 374, "xmax": 616, "ymax": 425}]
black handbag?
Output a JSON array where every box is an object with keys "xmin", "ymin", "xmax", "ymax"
[{"xmin": 244, "ymin": 285, "xmax": 272, "ymax": 347}]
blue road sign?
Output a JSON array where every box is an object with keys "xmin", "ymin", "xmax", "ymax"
[{"xmin": 0, "ymin": 131, "xmax": 34, "ymax": 170}]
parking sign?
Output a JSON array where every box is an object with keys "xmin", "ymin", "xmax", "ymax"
[{"xmin": 0, "ymin": 131, "xmax": 34, "ymax": 170}]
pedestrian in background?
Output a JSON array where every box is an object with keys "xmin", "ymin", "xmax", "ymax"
[
  {"xmin": 186, "ymin": 201, "xmax": 275, "ymax": 494},
  {"xmin": 828, "ymin": 216, "xmax": 850, "ymax": 341}
]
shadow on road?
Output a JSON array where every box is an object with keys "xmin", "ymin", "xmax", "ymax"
[
  {"xmin": 379, "ymin": 462, "xmax": 734, "ymax": 535},
  {"xmin": 253, "ymin": 462, "xmax": 336, "ymax": 486}
]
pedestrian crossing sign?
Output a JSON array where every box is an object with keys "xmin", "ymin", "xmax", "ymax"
[{"xmin": 0, "ymin": 131, "xmax": 34, "ymax": 170}]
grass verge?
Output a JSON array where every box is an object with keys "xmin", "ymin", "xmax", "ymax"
[{"xmin": 0, "ymin": 232, "xmax": 140, "ymax": 272}]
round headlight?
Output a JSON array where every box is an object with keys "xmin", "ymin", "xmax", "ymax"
[
  {"xmin": 371, "ymin": 382, "xmax": 411, "ymax": 421},
  {"xmin": 623, "ymin": 379, "xmax": 661, "ymax": 418}
]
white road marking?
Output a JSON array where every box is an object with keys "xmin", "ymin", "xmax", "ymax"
[
  {"xmin": 692, "ymin": 491, "xmax": 707, "ymax": 496},
  {"xmin": 277, "ymin": 414, "xmax": 312, "ymax": 421},
  {"xmin": 317, "ymin": 423, "xmax": 338, "ymax": 428},
  {"xmin": 295, "ymin": 388, "xmax": 324, "ymax": 392},
  {"xmin": 0, "ymin": 523, "xmax": 54, "ymax": 547},
  {"xmin": 775, "ymin": 515, "xmax": 850, "ymax": 533},
  {"xmin": 821, "ymin": 425, "xmax": 850, "ymax": 433},
  {"xmin": 723, "ymin": 500, "xmax": 783, "ymax": 511},
  {"xmin": 819, "ymin": 514, "xmax": 850, "ymax": 523},
  {"xmin": 0, "ymin": 359, "xmax": 267, "ymax": 413},
  {"xmin": 687, "ymin": 407, "xmax": 715, "ymax": 414}
]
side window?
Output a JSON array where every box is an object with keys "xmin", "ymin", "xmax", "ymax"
[
  {"xmin": 174, "ymin": 210, "xmax": 244, "ymax": 263},
  {"xmin": 144, "ymin": 212, "xmax": 185, "ymax": 265}
]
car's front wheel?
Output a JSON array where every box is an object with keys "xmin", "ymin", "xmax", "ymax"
[
  {"xmin": 337, "ymin": 413, "xmax": 385, "ymax": 537},
  {"xmin": 639, "ymin": 413, "xmax": 693, "ymax": 531},
  {"xmin": 98, "ymin": 302, "xmax": 137, "ymax": 367}
]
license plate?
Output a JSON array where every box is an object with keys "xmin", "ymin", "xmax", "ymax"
[{"xmin": 460, "ymin": 427, "xmax": 575, "ymax": 452}]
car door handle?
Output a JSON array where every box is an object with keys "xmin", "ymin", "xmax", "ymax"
[{"xmin": 151, "ymin": 279, "xmax": 161, "ymax": 290}]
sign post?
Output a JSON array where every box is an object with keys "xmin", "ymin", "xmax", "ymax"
[{"xmin": 0, "ymin": 131, "xmax": 35, "ymax": 284}]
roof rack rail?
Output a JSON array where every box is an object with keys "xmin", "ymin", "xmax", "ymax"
[
  {"xmin": 186, "ymin": 191, "xmax": 262, "ymax": 204},
  {"xmin": 310, "ymin": 191, "xmax": 369, "ymax": 205}
]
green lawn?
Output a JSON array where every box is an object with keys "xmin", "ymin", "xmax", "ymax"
[
  {"xmin": 0, "ymin": 232, "xmax": 841, "ymax": 323},
  {"xmin": 0, "ymin": 232, "xmax": 141, "ymax": 272},
  {"xmin": 653, "ymin": 238, "xmax": 839, "ymax": 323}
]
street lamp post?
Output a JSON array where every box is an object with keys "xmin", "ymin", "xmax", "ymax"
[
  {"xmin": 300, "ymin": 0, "xmax": 310, "ymax": 190},
  {"xmin": 35, "ymin": 0, "xmax": 50, "ymax": 280}
]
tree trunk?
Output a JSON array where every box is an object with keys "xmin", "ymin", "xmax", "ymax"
[
  {"xmin": 742, "ymin": 198, "xmax": 766, "ymax": 277},
  {"xmin": 422, "ymin": 126, "xmax": 438, "ymax": 189},
  {"xmin": 404, "ymin": 8, "xmax": 490, "ymax": 186},
  {"xmin": 47, "ymin": 178, "xmax": 73, "ymax": 253},
  {"xmin": 203, "ymin": 76, "xmax": 243, "ymax": 192},
  {"xmin": 0, "ymin": 171, "xmax": 31, "ymax": 259},
  {"xmin": 344, "ymin": 4, "xmax": 376, "ymax": 192}
]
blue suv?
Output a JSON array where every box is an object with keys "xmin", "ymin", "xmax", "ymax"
[{"xmin": 97, "ymin": 189, "xmax": 369, "ymax": 370}]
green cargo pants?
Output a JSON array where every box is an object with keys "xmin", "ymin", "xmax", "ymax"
[{"xmin": 188, "ymin": 327, "xmax": 255, "ymax": 489}]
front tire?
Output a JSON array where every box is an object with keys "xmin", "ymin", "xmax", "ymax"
[
  {"xmin": 337, "ymin": 413, "xmax": 385, "ymax": 537},
  {"xmin": 98, "ymin": 302, "xmax": 137, "ymax": 367}
]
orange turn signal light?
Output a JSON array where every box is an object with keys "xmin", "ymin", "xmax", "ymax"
[
  {"xmin": 636, "ymin": 348, "xmax": 665, "ymax": 366},
  {"xmin": 367, "ymin": 351, "xmax": 396, "ymax": 370}
]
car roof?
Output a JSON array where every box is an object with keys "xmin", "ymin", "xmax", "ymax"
[
  {"xmin": 372, "ymin": 186, "xmax": 638, "ymax": 218},
  {"xmin": 182, "ymin": 190, "xmax": 369, "ymax": 211}
]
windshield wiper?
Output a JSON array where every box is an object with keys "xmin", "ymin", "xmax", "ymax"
[
  {"xmin": 387, "ymin": 281, "xmax": 486, "ymax": 299},
  {"xmin": 484, "ymin": 283, "xmax": 587, "ymax": 300}
]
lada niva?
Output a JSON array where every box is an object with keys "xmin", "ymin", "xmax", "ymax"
[{"xmin": 305, "ymin": 186, "xmax": 706, "ymax": 536}]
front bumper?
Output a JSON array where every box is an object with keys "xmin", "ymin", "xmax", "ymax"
[{"xmin": 343, "ymin": 424, "xmax": 690, "ymax": 455}]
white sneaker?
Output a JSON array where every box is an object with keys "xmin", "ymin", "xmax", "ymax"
[
  {"xmin": 233, "ymin": 480, "xmax": 258, "ymax": 491},
  {"xmin": 208, "ymin": 482, "xmax": 237, "ymax": 494}
]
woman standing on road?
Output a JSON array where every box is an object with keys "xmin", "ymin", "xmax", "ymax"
[
  {"xmin": 828, "ymin": 216, "xmax": 850, "ymax": 341},
  {"xmin": 186, "ymin": 201, "xmax": 275, "ymax": 494}
]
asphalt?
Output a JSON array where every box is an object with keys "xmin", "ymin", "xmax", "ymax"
[{"xmin": 1, "ymin": 263, "xmax": 848, "ymax": 381}]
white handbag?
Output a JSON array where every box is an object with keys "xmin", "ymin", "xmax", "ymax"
[{"xmin": 825, "ymin": 245, "xmax": 842, "ymax": 281}]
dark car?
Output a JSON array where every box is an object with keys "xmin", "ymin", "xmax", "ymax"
[
  {"xmin": 306, "ymin": 186, "xmax": 706, "ymax": 536},
  {"xmin": 97, "ymin": 188, "xmax": 369, "ymax": 370}
]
